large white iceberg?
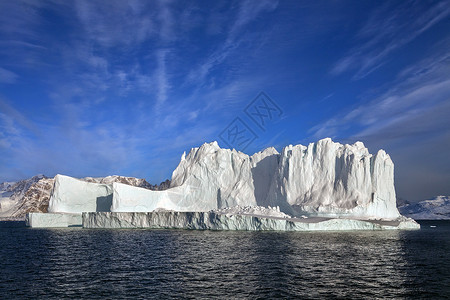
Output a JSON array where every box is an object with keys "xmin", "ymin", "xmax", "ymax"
[{"xmin": 28, "ymin": 138, "xmax": 418, "ymax": 230}]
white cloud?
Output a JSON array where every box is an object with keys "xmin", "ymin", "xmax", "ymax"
[
  {"xmin": 186, "ymin": 0, "xmax": 278, "ymax": 86},
  {"xmin": 310, "ymin": 76, "xmax": 450, "ymax": 141},
  {"xmin": 314, "ymin": 40, "xmax": 450, "ymax": 138},
  {"xmin": 0, "ymin": 68, "xmax": 18, "ymax": 84},
  {"xmin": 155, "ymin": 49, "xmax": 170, "ymax": 109},
  {"xmin": 0, "ymin": 0, "xmax": 43, "ymax": 39},
  {"xmin": 74, "ymin": 0, "xmax": 156, "ymax": 47},
  {"xmin": 330, "ymin": 1, "xmax": 450, "ymax": 79},
  {"xmin": 0, "ymin": 98, "xmax": 39, "ymax": 135},
  {"xmin": 228, "ymin": 0, "xmax": 278, "ymax": 42},
  {"xmin": 157, "ymin": 0, "xmax": 175, "ymax": 43}
]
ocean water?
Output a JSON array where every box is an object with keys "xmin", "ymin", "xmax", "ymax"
[{"xmin": 0, "ymin": 220, "xmax": 449, "ymax": 299}]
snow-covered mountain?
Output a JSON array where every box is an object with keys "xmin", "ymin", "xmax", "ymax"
[
  {"xmin": 0, "ymin": 175, "xmax": 168, "ymax": 219},
  {"xmin": 0, "ymin": 175, "xmax": 50, "ymax": 219},
  {"xmin": 399, "ymin": 196, "xmax": 450, "ymax": 220},
  {"xmin": 396, "ymin": 197, "xmax": 410, "ymax": 207}
]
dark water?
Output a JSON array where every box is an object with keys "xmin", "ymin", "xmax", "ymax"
[{"xmin": 0, "ymin": 221, "xmax": 449, "ymax": 299}]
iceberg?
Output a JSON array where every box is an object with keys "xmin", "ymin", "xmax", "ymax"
[{"xmin": 27, "ymin": 138, "xmax": 419, "ymax": 230}]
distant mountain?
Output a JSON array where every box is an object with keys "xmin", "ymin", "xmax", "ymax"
[
  {"xmin": 0, "ymin": 175, "xmax": 170, "ymax": 219},
  {"xmin": 81, "ymin": 175, "xmax": 153, "ymax": 189},
  {"xmin": 0, "ymin": 175, "xmax": 49, "ymax": 219},
  {"xmin": 398, "ymin": 196, "xmax": 450, "ymax": 220},
  {"xmin": 396, "ymin": 197, "xmax": 410, "ymax": 207}
]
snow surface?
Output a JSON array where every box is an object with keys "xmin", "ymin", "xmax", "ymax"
[
  {"xmin": 399, "ymin": 196, "xmax": 450, "ymax": 220},
  {"xmin": 82, "ymin": 212, "xmax": 419, "ymax": 230}
]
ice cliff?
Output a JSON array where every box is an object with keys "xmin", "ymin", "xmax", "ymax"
[
  {"xmin": 267, "ymin": 139, "xmax": 399, "ymax": 219},
  {"xmin": 82, "ymin": 212, "xmax": 419, "ymax": 231},
  {"xmin": 47, "ymin": 138, "xmax": 401, "ymax": 220}
]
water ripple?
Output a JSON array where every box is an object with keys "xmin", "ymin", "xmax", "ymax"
[{"xmin": 0, "ymin": 221, "xmax": 449, "ymax": 299}]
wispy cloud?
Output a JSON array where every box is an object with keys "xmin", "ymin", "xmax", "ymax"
[
  {"xmin": 0, "ymin": 1, "xmax": 51, "ymax": 71},
  {"xmin": 156, "ymin": 0, "xmax": 175, "ymax": 43},
  {"xmin": 155, "ymin": 49, "xmax": 170, "ymax": 110},
  {"xmin": 330, "ymin": 0, "xmax": 450, "ymax": 79},
  {"xmin": 0, "ymin": 1, "xmax": 42, "ymax": 39},
  {"xmin": 0, "ymin": 95, "xmax": 142, "ymax": 181},
  {"xmin": 0, "ymin": 98, "xmax": 39, "ymax": 135},
  {"xmin": 312, "ymin": 51, "xmax": 450, "ymax": 141},
  {"xmin": 228, "ymin": 0, "xmax": 278, "ymax": 42},
  {"xmin": 186, "ymin": 0, "xmax": 278, "ymax": 86},
  {"xmin": 0, "ymin": 68, "xmax": 18, "ymax": 84},
  {"xmin": 74, "ymin": 0, "xmax": 156, "ymax": 47}
]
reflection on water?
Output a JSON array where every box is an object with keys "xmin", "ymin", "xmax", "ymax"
[{"xmin": 0, "ymin": 221, "xmax": 449, "ymax": 299}]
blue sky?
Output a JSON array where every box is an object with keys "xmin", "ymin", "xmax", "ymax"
[{"xmin": 0, "ymin": 0, "xmax": 449, "ymax": 202}]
